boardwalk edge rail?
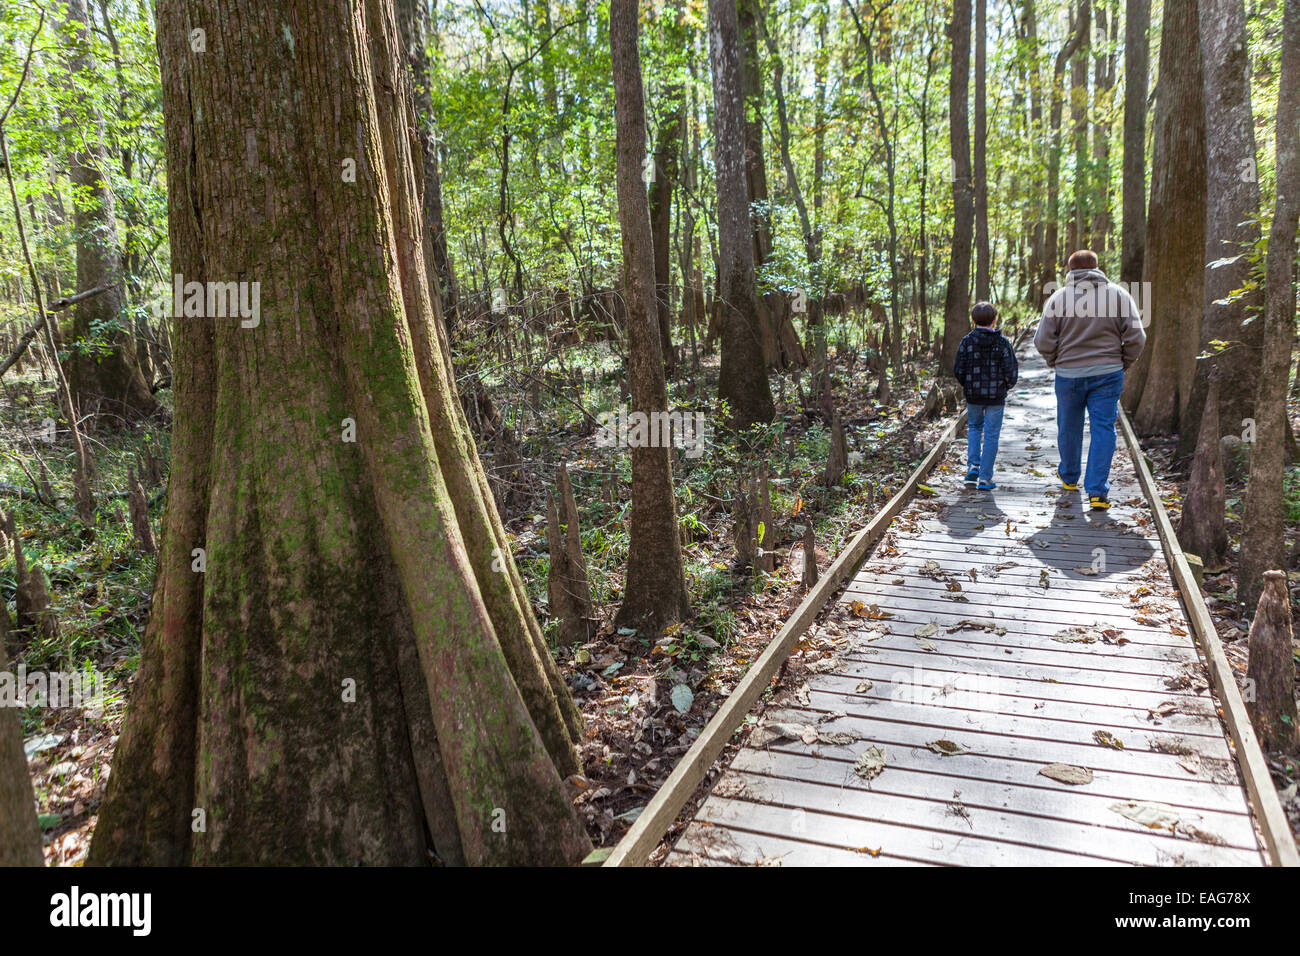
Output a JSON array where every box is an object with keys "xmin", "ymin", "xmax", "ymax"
[
  {"xmin": 602, "ymin": 413, "xmax": 966, "ymax": 867},
  {"xmin": 1120, "ymin": 408, "xmax": 1299, "ymax": 867}
]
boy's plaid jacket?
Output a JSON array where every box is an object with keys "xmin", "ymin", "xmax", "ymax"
[{"xmin": 953, "ymin": 328, "xmax": 1019, "ymax": 406}]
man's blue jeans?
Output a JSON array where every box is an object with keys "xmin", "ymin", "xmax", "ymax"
[
  {"xmin": 966, "ymin": 403, "xmax": 1005, "ymax": 485},
  {"xmin": 1054, "ymin": 370, "xmax": 1125, "ymax": 497}
]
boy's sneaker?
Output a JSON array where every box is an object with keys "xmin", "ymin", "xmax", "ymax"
[
  {"xmin": 977, "ymin": 481, "xmax": 997, "ymax": 491},
  {"xmin": 1057, "ymin": 468, "xmax": 1078, "ymax": 491},
  {"xmin": 1089, "ymin": 495, "xmax": 1110, "ymax": 511},
  {"xmin": 964, "ymin": 468, "xmax": 979, "ymax": 486}
]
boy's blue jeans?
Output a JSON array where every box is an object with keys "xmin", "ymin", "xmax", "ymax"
[
  {"xmin": 966, "ymin": 403, "xmax": 1005, "ymax": 484},
  {"xmin": 1054, "ymin": 370, "xmax": 1125, "ymax": 498}
]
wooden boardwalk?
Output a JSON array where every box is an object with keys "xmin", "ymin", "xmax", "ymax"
[{"xmin": 668, "ymin": 351, "xmax": 1267, "ymax": 867}]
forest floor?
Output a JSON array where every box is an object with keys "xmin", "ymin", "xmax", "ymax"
[
  {"xmin": 1141, "ymin": 415, "xmax": 1300, "ymax": 842},
  {"xmin": 4, "ymin": 331, "xmax": 1298, "ymax": 864}
]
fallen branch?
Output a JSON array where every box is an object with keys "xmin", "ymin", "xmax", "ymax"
[{"xmin": 0, "ymin": 285, "xmax": 111, "ymax": 379}]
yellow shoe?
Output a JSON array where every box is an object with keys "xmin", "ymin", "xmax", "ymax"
[
  {"xmin": 1089, "ymin": 495, "xmax": 1110, "ymax": 511},
  {"xmin": 1061, "ymin": 480, "xmax": 1078, "ymax": 491}
]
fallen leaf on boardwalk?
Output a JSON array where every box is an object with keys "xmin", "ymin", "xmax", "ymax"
[
  {"xmin": 853, "ymin": 745, "xmax": 888, "ymax": 780},
  {"xmin": 750, "ymin": 722, "xmax": 809, "ymax": 747},
  {"xmin": 818, "ymin": 730, "xmax": 865, "ymax": 746},
  {"xmin": 801, "ymin": 726, "xmax": 820, "ymax": 745},
  {"xmin": 967, "ymin": 568, "xmax": 978, "ymax": 581},
  {"xmin": 916, "ymin": 637, "xmax": 939, "ymax": 651},
  {"xmin": 1039, "ymin": 570, "xmax": 1051, "ymax": 589},
  {"xmin": 855, "ymin": 680, "xmax": 874, "ymax": 693},
  {"xmin": 891, "ymin": 577, "xmax": 905, "ymax": 585},
  {"xmin": 1093, "ymin": 730, "xmax": 1125, "ymax": 750},
  {"xmin": 806, "ymin": 657, "xmax": 838, "ymax": 673},
  {"xmin": 1100, "ymin": 628, "xmax": 1129, "ymax": 645},
  {"xmin": 851, "ymin": 846, "xmax": 884, "ymax": 856},
  {"xmin": 948, "ymin": 619, "xmax": 1006, "ymax": 635},
  {"xmin": 1039, "ymin": 763, "xmax": 1094, "ymax": 785},
  {"xmin": 927, "ymin": 739, "xmax": 970, "ymax": 755},
  {"xmin": 818, "ymin": 710, "xmax": 847, "ymax": 723},
  {"xmin": 920, "ymin": 560, "xmax": 946, "ymax": 579},
  {"xmin": 850, "ymin": 601, "xmax": 893, "ymax": 619},
  {"xmin": 916, "ymin": 622, "xmax": 940, "ymax": 638},
  {"xmin": 1147, "ymin": 701, "xmax": 1180, "ymax": 719},
  {"xmin": 1177, "ymin": 823, "xmax": 1225, "ymax": 845},
  {"xmin": 1073, "ymin": 565, "xmax": 1098, "ymax": 576},
  {"xmin": 1169, "ymin": 624, "xmax": 1188, "ymax": 637},
  {"xmin": 670, "ymin": 684, "xmax": 694, "ymax": 714},
  {"xmin": 1053, "ymin": 627, "xmax": 1100, "ymax": 644},
  {"xmin": 755, "ymin": 856, "xmax": 783, "ymax": 866},
  {"xmin": 1152, "ymin": 736, "xmax": 1195, "ymax": 755},
  {"xmin": 1178, "ymin": 753, "xmax": 1202, "ymax": 774},
  {"xmin": 1111, "ymin": 801, "xmax": 1180, "ymax": 831}
]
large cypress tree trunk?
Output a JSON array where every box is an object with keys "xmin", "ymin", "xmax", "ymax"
[
  {"xmin": 1238, "ymin": 0, "xmax": 1300, "ymax": 609},
  {"xmin": 942, "ymin": 0, "xmax": 974, "ymax": 376},
  {"xmin": 1177, "ymin": 0, "xmax": 1263, "ymax": 456},
  {"xmin": 1123, "ymin": 0, "xmax": 1204, "ymax": 433},
  {"xmin": 610, "ymin": 0, "xmax": 690, "ymax": 632},
  {"xmin": 709, "ymin": 0, "xmax": 774, "ymax": 428},
  {"xmin": 1119, "ymin": 0, "xmax": 1149, "ymax": 285},
  {"xmin": 62, "ymin": 0, "xmax": 156, "ymax": 421},
  {"xmin": 89, "ymin": 0, "xmax": 588, "ymax": 866}
]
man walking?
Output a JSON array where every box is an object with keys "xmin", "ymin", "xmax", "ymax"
[{"xmin": 1034, "ymin": 250, "xmax": 1147, "ymax": 510}]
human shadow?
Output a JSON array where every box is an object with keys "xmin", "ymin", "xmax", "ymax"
[{"xmin": 1023, "ymin": 493, "xmax": 1155, "ymax": 580}]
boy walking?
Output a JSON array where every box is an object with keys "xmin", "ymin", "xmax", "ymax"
[{"xmin": 953, "ymin": 302, "xmax": 1019, "ymax": 490}]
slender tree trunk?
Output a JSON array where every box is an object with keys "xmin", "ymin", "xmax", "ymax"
[
  {"xmin": 1239, "ymin": 0, "xmax": 1300, "ymax": 609},
  {"xmin": 1068, "ymin": 1, "xmax": 1092, "ymax": 251},
  {"xmin": 974, "ymin": 0, "xmax": 990, "ymax": 300},
  {"xmin": 90, "ymin": 0, "xmax": 588, "ymax": 867},
  {"xmin": 1120, "ymin": 0, "xmax": 1149, "ymax": 285},
  {"xmin": 942, "ymin": 0, "xmax": 974, "ymax": 376},
  {"xmin": 1090, "ymin": 1, "xmax": 1116, "ymax": 255},
  {"xmin": 1178, "ymin": 0, "xmax": 1264, "ymax": 455},
  {"xmin": 0, "ymin": 609, "xmax": 43, "ymax": 866},
  {"xmin": 919, "ymin": 35, "xmax": 937, "ymax": 332},
  {"xmin": 610, "ymin": 0, "xmax": 690, "ymax": 631},
  {"xmin": 397, "ymin": 0, "xmax": 461, "ymax": 328},
  {"xmin": 1124, "ymin": 0, "xmax": 1205, "ymax": 433},
  {"xmin": 709, "ymin": 0, "xmax": 775, "ymax": 428},
  {"xmin": 1023, "ymin": 0, "xmax": 1047, "ymax": 303},
  {"xmin": 648, "ymin": 0, "xmax": 687, "ymax": 376},
  {"xmin": 62, "ymin": 0, "xmax": 156, "ymax": 421},
  {"xmin": 1043, "ymin": 5, "xmax": 1089, "ymax": 295},
  {"xmin": 738, "ymin": 0, "xmax": 772, "ymax": 272}
]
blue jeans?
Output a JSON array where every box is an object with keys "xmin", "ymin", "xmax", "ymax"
[
  {"xmin": 1054, "ymin": 370, "xmax": 1125, "ymax": 497},
  {"xmin": 966, "ymin": 403, "xmax": 1005, "ymax": 484}
]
